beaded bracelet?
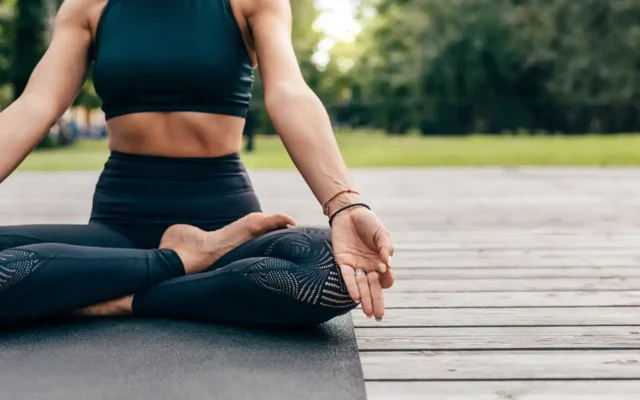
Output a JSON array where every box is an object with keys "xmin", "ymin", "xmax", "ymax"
[{"xmin": 328, "ymin": 203, "xmax": 371, "ymax": 227}]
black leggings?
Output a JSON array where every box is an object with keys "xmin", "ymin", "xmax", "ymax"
[
  {"xmin": 0, "ymin": 152, "xmax": 357, "ymax": 328},
  {"xmin": 0, "ymin": 224, "xmax": 356, "ymax": 327}
]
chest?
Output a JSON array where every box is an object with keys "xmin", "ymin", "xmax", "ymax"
[{"xmin": 93, "ymin": 0, "xmax": 248, "ymax": 92}]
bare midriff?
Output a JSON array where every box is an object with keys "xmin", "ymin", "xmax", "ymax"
[{"xmin": 106, "ymin": 112, "xmax": 246, "ymax": 158}]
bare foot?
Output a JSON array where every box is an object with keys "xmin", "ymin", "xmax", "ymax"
[
  {"xmin": 71, "ymin": 214, "xmax": 294, "ymax": 318},
  {"xmin": 159, "ymin": 212, "xmax": 296, "ymax": 275},
  {"xmin": 70, "ymin": 295, "xmax": 133, "ymax": 317}
]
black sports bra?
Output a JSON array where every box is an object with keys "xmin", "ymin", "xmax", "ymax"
[{"xmin": 93, "ymin": 0, "xmax": 254, "ymax": 120}]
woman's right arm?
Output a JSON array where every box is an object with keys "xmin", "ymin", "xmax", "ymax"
[{"xmin": 0, "ymin": 0, "xmax": 93, "ymax": 183}]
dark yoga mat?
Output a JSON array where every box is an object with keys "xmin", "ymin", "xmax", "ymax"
[{"xmin": 0, "ymin": 315, "xmax": 366, "ymax": 400}]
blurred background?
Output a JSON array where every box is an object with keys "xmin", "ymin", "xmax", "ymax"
[{"xmin": 1, "ymin": 0, "xmax": 640, "ymax": 169}]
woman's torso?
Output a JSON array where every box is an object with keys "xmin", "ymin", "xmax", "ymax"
[
  {"xmin": 86, "ymin": 0, "xmax": 256, "ymax": 158},
  {"xmin": 84, "ymin": 0, "xmax": 263, "ymax": 243}
]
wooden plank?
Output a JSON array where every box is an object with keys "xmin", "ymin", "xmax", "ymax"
[
  {"xmin": 368, "ymin": 213, "xmax": 640, "ymax": 228},
  {"xmin": 388, "ymin": 278, "xmax": 640, "ymax": 292},
  {"xmin": 361, "ymin": 350, "xmax": 640, "ymax": 380},
  {"xmin": 352, "ymin": 307, "xmax": 640, "ymax": 327},
  {"xmin": 393, "ymin": 249, "xmax": 640, "ymax": 257},
  {"xmin": 383, "ymin": 221, "xmax": 640, "ymax": 231},
  {"xmin": 390, "ymin": 237, "xmax": 640, "ymax": 248},
  {"xmin": 391, "ymin": 257, "xmax": 640, "ymax": 268},
  {"xmin": 388, "ymin": 230, "xmax": 640, "ymax": 236},
  {"xmin": 388, "ymin": 230, "xmax": 640, "ymax": 238},
  {"xmin": 394, "ymin": 242, "xmax": 640, "ymax": 250},
  {"xmin": 383, "ymin": 291, "xmax": 640, "ymax": 308},
  {"xmin": 389, "ymin": 267, "xmax": 640, "ymax": 279},
  {"xmin": 366, "ymin": 381, "xmax": 640, "ymax": 400},
  {"xmin": 355, "ymin": 327, "xmax": 640, "ymax": 350},
  {"xmin": 394, "ymin": 246, "xmax": 640, "ymax": 259}
]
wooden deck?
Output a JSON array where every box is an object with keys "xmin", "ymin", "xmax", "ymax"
[{"xmin": 2, "ymin": 168, "xmax": 640, "ymax": 399}]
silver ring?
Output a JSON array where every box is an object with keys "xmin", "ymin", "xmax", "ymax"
[{"xmin": 355, "ymin": 269, "xmax": 366, "ymax": 276}]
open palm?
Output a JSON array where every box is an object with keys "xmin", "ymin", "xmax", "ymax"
[{"xmin": 331, "ymin": 207, "xmax": 394, "ymax": 319}]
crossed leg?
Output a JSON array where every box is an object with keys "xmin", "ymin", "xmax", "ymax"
[{"xmin": 0, "ymin": 214, "xmax": 356, "ymax": 327}]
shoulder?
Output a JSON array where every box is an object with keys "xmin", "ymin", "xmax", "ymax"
[
  {"xmin": 55, "ymin": 0, "xmax": 99, "ymax": 28},
  {"xmin": 241, "ymin": 0, "xmax": 291, "ymax": 19}
]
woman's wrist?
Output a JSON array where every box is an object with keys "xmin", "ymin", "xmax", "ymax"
[
  {"xmin": 328, "ymin": 202, "xmax": 370, "ymax": 226},
  {"xmin": 325, "ymin": 192, "xmax": 362, "ymax": 216}
]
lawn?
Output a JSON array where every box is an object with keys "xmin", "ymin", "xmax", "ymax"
[{"xmin": 17, "ymin": 131, "xmax": 640, "ymax": 171}]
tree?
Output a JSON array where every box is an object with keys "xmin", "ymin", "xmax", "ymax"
[
  {"xmin": 0, "ymin": 0, "xmax": 14, "ymax": 105},
  {"xmin": 511, "ymin": 0, "xmax": 640, "ymax": 132},
  {"xmin": 12, "ymin": 0, "xmax": 47, "ymax": 99},
  {"xmin": 333, "ymin": 0, "xmax": 429, "ymax": 134},
  {"xmin": 245, "ymin": 0, "xmax": 324, "ymax": 146},
  {"xmin": 292, "ymin": 0, "xmax": 323, "ymax": 91},
  {"xmin": 331, "ymin": 0, "xmax": 640, "ymax": 134}
]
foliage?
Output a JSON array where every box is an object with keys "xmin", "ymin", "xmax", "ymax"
[
  {"xmin": 4, "ymin": 0, "xmax": 640, "ymax": 135},
  {"xmin": 246, "ymin": 0, "xmax": 323, "ymax": 136},
  {"xmin": 12, "ymin": 0, "xmax": 47, "ymax": 98},
  {"xmin": 0, "ymin": 0, "xmax": 14, "ymax": 103},
  {"xmin": 333, "ymin": 0, "xmax": 640, "ymax": 134}
]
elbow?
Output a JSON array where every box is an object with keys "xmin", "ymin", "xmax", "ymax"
[{"xmin": 14, "ymin": 95, "xmax": 60, "ymax": 128}]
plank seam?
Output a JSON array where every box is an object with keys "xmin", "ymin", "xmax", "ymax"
[
  {"xmin": 392, "ymin": 267, "xmax": 640, "ymax": 270},
  {"xmin": 354, "ymin": 324, "xmax": 640, "ymax": 328},
  {"xmin": 358, "ymin": 347, "xmax": 640, "ymax": 352},
  {"xmin": 379, "ymin": 305, "xmax": 640, "ymax": 309},
  {"xmin": 385, "ymin": 289, "xmax": 640, "ymax": 293},
  {"xmin": 364, "ymin": 378, "xmax": 640, "ymax": 382},
  {"xmin": 396, "ymin": 247, "xmax": 640, "ymax": 251}
]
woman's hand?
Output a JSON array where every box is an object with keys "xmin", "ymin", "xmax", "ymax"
[{"xmin": 331, "ymin": 207, "xmax": 395, "ymax": 320}]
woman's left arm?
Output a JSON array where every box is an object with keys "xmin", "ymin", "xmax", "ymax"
[{"xmin": 246, "ymin": 0, "xmax": 394, "ymax": 319}]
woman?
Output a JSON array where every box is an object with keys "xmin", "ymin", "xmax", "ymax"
[{"xmin": 0, "ymin": 0, "xmax": 394, "ymax": 327}]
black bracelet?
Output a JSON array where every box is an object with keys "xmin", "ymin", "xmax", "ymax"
[{"xmin": 328, "ymin": 203, "xmax": 371, "ymax": 227}]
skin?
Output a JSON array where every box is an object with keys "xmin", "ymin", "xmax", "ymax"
[{"xmin": 0, "ymin": 0, "xmax": 395, "ymax": 319}]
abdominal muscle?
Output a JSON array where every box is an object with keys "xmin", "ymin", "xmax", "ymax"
[{"xmin": 106, "ymin": 112, "xmax": 246, "ymax": 158}]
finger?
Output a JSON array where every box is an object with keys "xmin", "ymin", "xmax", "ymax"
[
  {"xmin": 343, "ymin": 254, "xmax": 379, "ymax": 275},
  {"xmin": 340, "ymin": 265, "xmax": 360, "ymax": 302},
  {"xmin": 380, "ymin": 268, "xmax": 395, "ymax": 289},
  {"xmin": 356, "ymin": 270, "xmax": 373, "ymax": 317},
  {"xmin": 367, "ymin": 271, "xmax": 385, "ymax": 320},
  {"xmin": 375, "ymin": 229, "xmax": 394, "ymax": 273},
  {"xmin": 378, "ymin": 262, "xmax": 388, "ymax": 274}
]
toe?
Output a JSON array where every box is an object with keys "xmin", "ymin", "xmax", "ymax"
[
  {"xmin": 276, "ymin": 213, "xmax": 297, "ymax": 227},
  {"xmin": 257, "ymin": 214, "xmax": 296, "ymax": 234}
]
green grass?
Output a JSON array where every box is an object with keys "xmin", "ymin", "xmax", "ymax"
[{"xmin": 17, "ymin": 131, "xmax": 640, "ymax": 171}]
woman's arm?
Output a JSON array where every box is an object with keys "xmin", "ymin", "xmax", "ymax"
[
  {"xmin": 245, "ymin": 0, "xmax": 394, "ymax": 319},
  {"xmin": 244, "ymin": 0, "xmax": 361, "ymax": 216},
  {"xmin": 0, "ymin": 0, "xmax": 92, "ymax": 183}
]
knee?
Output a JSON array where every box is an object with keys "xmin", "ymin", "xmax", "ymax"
[
  {"xmin": 0, "ymin": 248, "xmax": 44, "ymax": 295},
  {"xmin": 278, "ymin": 227, "xmax": 331, "ymax": 244},
  {"xmin": 241, "ymin": 253, "xmax": 356, "ymax": 320},
  {"xmin": 299, "ymin": 227, "xmax": 332, "ymax": 247},
  {"xmin": 263, "ymin": 227, "xmax": 333, "ymax": 264}
]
